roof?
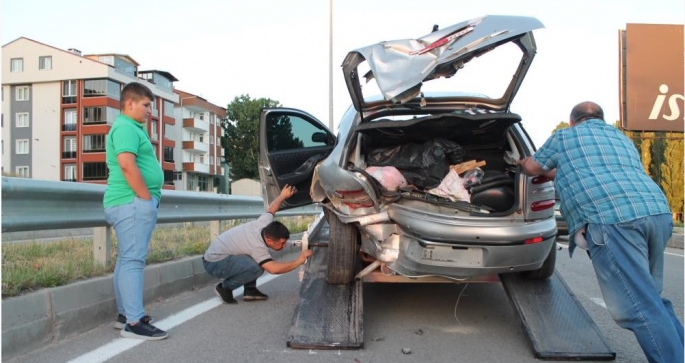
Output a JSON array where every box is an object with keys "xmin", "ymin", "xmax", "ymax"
[{"xmin": 138, "ymin": 69, "xmax": 179, "ymax": 82}]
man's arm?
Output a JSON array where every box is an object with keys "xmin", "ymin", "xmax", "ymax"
[
  {"xmin": 517, "ymin": 156, "xmax": 549, "ymax": 177},
  {"xmin": 267, "ymin": 184, "xmax": 297, "ymax": 214},
  {"xmin": 261, "ymin": 250, "xmax": 313, "ymax": 275},
  {"xmin": 117, "ymin": 152, "xmax": 152, "ymax": 200}
]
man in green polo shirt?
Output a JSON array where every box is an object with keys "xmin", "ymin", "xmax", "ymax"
[{"xmin": 104, "ymin": 82, "xmax": 167, "ymax": 340}]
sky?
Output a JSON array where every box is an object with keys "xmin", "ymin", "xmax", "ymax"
[{"xmin": 1, "ymin": 0, "xmax": 683, "ymax": 147}]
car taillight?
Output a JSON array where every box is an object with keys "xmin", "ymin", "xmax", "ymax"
[
  {"xmin": 530, "ymin": 199, "xmax": 555, "ymax": 212},
  {"xmin": 532, "ymin": 175, "xmax": 552, "ymax": 184},
  {"xmin": 525, "ymin": 236, "xmax": 544, "ymax": 244},
  {"xmin": 333, "ymin": 189, "xmax": 374, "ymax": 209}
]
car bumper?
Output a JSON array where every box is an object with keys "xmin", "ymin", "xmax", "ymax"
[{"xmin": 387, "ymin": 235, "xmax": 556, "ymax": 278}]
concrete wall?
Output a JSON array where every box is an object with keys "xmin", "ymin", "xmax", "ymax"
[
  {"xmin": 231, "ymin": 178, "xmax": 261, "ymax": 196},
  {"xmin": 31, "ymin": 83, "xmax": 61, "ymax": 181}
]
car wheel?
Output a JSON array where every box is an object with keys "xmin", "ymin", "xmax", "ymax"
[
  {"xmin": 324, "ymin": 208, "xmax": 358, "ymax": 285},
  {"xmin": 522, "ymin": 243, "xmax": 556, "ymax": 280}
]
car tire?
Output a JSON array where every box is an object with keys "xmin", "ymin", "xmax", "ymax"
[
  {"xmin": 522, "ymin": 243, "xmax": 556, "ymax": 280},
  {"xmin": 324, "ymin": 209, "xmax": 358, "ymax": 285}
]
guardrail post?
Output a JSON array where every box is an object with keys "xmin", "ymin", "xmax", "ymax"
[
  {"xmin": 210, "ymin": 221, "xmax": 220, "ymax": 241},
  {"xmin": 93, "ymin": 227, "xmax": 112, "ymax": 267}
]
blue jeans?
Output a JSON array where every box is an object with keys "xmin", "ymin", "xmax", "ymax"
[
  {"xmin": 203, "ymin": 255, "xmax": 264, "ymax": 291},
  {"xmin": 586, "ymin": 213, "xmax": 684, "ymax": 363},
  {"xmin": 104, "ymin": 197, "xmax": 159, "ymax": 324}
]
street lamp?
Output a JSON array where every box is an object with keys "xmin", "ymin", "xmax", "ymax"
[{"xmin": 329, "ymin": 0, "xmax": 334, "ymax": 131}]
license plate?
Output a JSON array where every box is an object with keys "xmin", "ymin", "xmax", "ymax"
[{"xmin": 421, "ymin": 246, "xmax": 483, "ymax": 266}]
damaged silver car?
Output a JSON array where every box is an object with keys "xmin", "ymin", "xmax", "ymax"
[{"xmin": 258, "ymin": 15, "xmax": 557, "ymax": 285}]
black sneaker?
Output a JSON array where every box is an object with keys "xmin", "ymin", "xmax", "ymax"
[
  {"xmin": 114, "ymin": 314, "xmax": 154, "ymax": 330},
  {"xmin": 243, "ymin": 287, "xmax": 268, "ymax": 301},
  {"xmin": 120, "ymin": 317, "xmax": 168, "ymax": 341},
  {"xmin": 114, "ymin": 314, "xmax": 126, "ymax": 330},
  {"xmin": 215, "ymin": 283, "xmax": 237, "ymax": 304}
]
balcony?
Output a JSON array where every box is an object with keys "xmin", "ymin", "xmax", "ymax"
[
  {"xmin": 183, "ymin": 118, "xmax": 209, "ymax": 133},
  {"xmin": 182, "ymin": 141, "xmax": 209, "ymax": 154},
  {"xmin": 182, "ymin": 162, "xmax": 210, "ymax": 174}
]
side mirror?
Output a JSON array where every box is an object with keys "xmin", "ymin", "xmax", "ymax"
[{"xmin": 312, "ymin": 132, "xmax": 329, "ymax": 143}]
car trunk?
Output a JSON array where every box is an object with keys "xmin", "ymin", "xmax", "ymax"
[{"xmin": 348, "ymin": 112, "xmax": 523, "ymax": 216}]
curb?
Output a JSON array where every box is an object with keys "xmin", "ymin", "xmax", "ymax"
[{"xmin": 1, "ymin": 237, "xmax": 304, "ymax": 361}]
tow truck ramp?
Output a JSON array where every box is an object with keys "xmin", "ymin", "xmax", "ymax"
[
  {"xmin": 287, "ymin": 246, "xmax": 363, "ymax": 349},
  {"xmin": 500, "ymin": 271, "xmax": 615, "ymax": 360},
  {"xmin": 288, "ymin": 220, "xmax": 615, "ymax": 359}
]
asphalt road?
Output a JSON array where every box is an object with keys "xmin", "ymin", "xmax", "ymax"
[{"xmin": 9, "ymin": 242, "xmax": 683, "ymax": 363}]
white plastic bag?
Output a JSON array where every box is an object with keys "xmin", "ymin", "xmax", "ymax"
[{"xmin": 428, "ymin": 169, "xmax": 471, "ymax": 202}]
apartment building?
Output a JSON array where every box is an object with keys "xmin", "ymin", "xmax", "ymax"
[
  {"xmin": 1, "ymin": 37, "xmax": 180, "ymax": 188},
  {"xmin": 173, "ymin": 89, "xmax": 226, "ymax": 192}
]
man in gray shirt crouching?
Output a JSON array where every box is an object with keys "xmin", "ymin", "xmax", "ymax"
[{"xmin": 203, "ymin": 184, "xmax": 313, "ymax": 303}]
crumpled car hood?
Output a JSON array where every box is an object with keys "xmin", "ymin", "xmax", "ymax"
[{"xmin": 342, "ymin": 15, "xmax": 545, "ymax": 116}]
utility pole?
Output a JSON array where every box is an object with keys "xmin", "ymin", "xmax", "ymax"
[{"xmin": 328, "ymin": 0, "xmax": 334, "ymax": 131}]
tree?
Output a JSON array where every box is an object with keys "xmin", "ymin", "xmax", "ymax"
[
  {"xmin": 639, "ymin": 133, "xmax": 653, "ymax": 177},
  {"xmin": 221, "ymin": 94, "xmax": 281, "ymax": 181},
  {"xmin": 659, "ymin": 134, "xmax": 684, "ymax": 221},
  {"xmin": 649, "ymin": 133, "xmax": 666, "ymax": 185},
  {"xmin": 551, "ymin": 121, "xmax": 570, "ymax": 133}
]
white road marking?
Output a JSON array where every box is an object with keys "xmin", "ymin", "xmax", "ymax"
[{"xmin": 66, "ymin": 273, "xmax": 280, "ymax": 363}]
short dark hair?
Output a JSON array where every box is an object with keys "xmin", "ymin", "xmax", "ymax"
[
  {"xmin": 570, "ymin": 101, "xmax": 604, "ymax": 124},
  {"xmin": 120, "ymin": 82, "xmax": 154, "ymax": 109},
  {"xmin": 263, "ymin": 221, "xmax": 290, "ymax": 240}
]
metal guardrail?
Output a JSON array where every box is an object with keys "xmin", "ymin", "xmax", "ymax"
[
  {"xmin": 1, "ymin": 177, "xmax": 322, "ymax": 265},
  {"xmin": 2, "ymin": 177, "xmax": 321, "ymax": 233}
]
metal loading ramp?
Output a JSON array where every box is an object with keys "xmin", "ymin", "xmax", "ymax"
[
  {"xmin": 287, "ymin": 246, "xmax": 364, "ymax": 349},
  {"xmin": 500, "ymin": 271, "xmax": 616, "ymax": 360}
]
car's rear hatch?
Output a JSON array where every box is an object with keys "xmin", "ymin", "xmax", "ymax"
[{"xmin": 341, "ymin": 15, "xmax": 544, "ymax": 118}]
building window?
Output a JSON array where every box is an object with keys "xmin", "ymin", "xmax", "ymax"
[
  {"xmin": 210, "ymin": 136, "xmax": 214, "ymax": 145},
  {"xmin": 164, "ymin": 100, "xmax": 174, "ymax": 117},
  {"xmin": 83, "ymin": 162, "xmax": 108, "ymax": 180},
  {"xmin": 150, "ymin": 120, "xmax": 159, "ymax": 142},
  {"xmin": 210, "ymin": 156, "xmax": 214, "ymax": 165},
  {"xmin": 15, "ymin": 139, "xmax": 29, "ymax": 154},
  {"xmin": 163, "ymin": 170, "xmax": 175, "ymax": 185},
  {"xmin": 83, "ymin": 106, "xmax": 119, "ymax": 125},
  {"xmin": 63, "ymin": 164, "xmax": 77, "ymax": 182},
  {"xmin": 10, "ymin": 58, "xmax": 23, "ymax": 72},
  {"xmin": 15, "ymin": 166, "xmax": 29, "ymax": 177},
  {"xmin": 188, "ymin": 174, "xmax": 197, "ymax": 190},
  {"xmin": 62, "ymin": 80, "xmax": 77, "ymax": 104},
  {"xmin": 16, "ymin": 86, "xmax": 29, "ymax": 101},
  {"xmin": 83, "ymin": 79, "xmax": 121, "ymax": 99},
  {"xmin": 63, "ymin": 109, "xmax": 77, "ymax": 131},
  {"xmin": 83, "ymin": 134, "xmax": 106, "ymax": 153},
  {"xmin": 63, "ymin": 136, "xmax": 76, "ymax": 159},
  {"xmin": 164, "ymin": 123, "xmax": 173, "ymax": 139},
  {"xmin": 163, "ymin": 146, "xmax": 174, "ymax": 163},
  {"xmin": 198, "ymin": 175, "xmax": 208, "ymax": 191},
  {"xmin": 39, "ymin": 56, "xmax": 52, "ymax": 70},
  {"xmin": 16, "ymin": 113, "xmax": 29, "ymax": 128}
]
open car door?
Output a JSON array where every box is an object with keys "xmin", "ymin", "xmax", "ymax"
[{"xmin": 258, "ymin": 108, "xmax": 336, "ymax": 211}]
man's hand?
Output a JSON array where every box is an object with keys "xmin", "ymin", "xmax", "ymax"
[
  {"xmin": 518, "ymin": 156, "xmax": 547, "ymax": 176},
  {"xmin": 267, "ymin": 184, "xmax": 299, "ymax": 214},
  {"xmin": 298, "ymin": 250, "xmax": 313, "ymax": 264},
  {"xmin": 280, "ymin": 184, "xmax": 297, "ymax": 199}
]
